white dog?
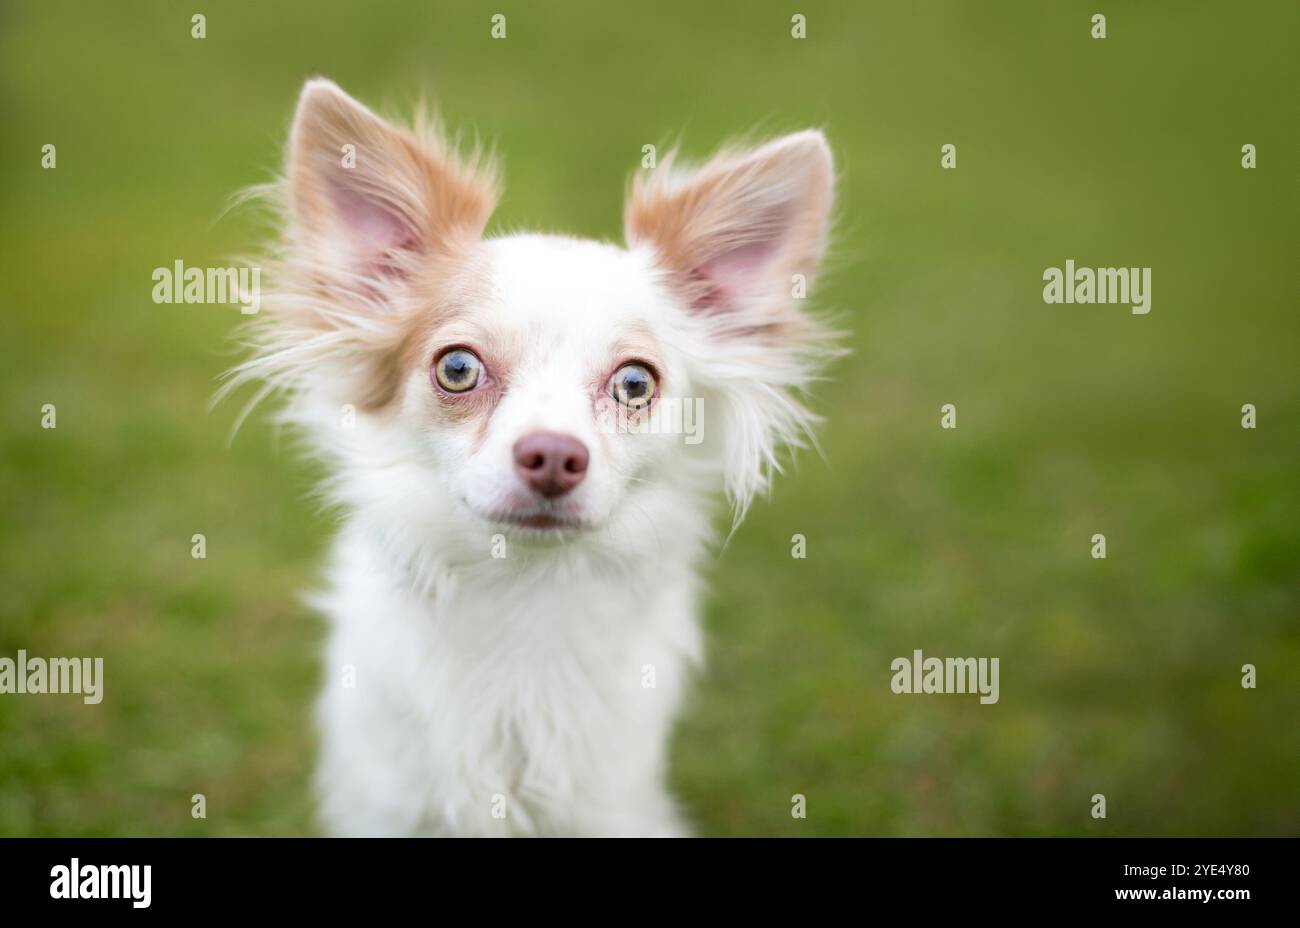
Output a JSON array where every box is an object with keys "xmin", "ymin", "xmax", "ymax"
[{"xmin": 227, "ymin": 79, "xmax": 837, "ymax": 836}]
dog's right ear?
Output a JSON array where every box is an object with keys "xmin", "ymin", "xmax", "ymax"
[{"xmin": 288, "ymin": 78, "xmax": 497, "ymax": 282}]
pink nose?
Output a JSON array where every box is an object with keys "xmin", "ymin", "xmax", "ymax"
[{"xmin": 513, "ymin": 432, "xmax": 589, "ymax": 498}]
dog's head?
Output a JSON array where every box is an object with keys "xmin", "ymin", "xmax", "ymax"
[{"xmin": 235, "ymin": 79, "xmax": 837, "ymax": 549}]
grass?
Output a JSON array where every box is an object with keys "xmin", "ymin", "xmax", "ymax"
[{"xmin": 1, "ymin": 0, "xmax": 1296, "ymax": 835}]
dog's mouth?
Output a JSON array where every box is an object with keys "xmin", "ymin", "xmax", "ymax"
[
  {"xmin": 500, "ymin": 512, "xmax": 581, "ymax": 531},
  {"xmin": 467, "ymin": 500, "xmax": 588, "ymax": 534}
]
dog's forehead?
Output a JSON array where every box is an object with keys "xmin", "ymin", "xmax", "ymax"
[{"xmin": 481, "ymin": 234, "xmax": 663, "ymax": 331}]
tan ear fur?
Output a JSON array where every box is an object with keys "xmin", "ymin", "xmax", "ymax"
[
  {"xmin": 624, "ymin": 131, "xmax": 833, "ymax": 324},
  {"xmin": 289, "ymin": 78, "xmax": 498, "ymax": 270}
]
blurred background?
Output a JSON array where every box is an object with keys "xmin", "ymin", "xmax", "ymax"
[{"xmin": 1, "ymin": 1, "xmax": 1296, "ymax": 836}]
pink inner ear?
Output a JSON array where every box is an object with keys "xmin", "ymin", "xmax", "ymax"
[
  {"xmin": 331, "ymin": 185, "xmax": 417, "ymax": 277},
  {"xmin": 693, "ymin": 239, "xmax": 780, "ymax": 312}
]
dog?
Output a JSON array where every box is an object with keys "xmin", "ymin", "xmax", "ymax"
[{"xmin": 227, "ymin": 78, "xmax": 838, "ymax": 836}]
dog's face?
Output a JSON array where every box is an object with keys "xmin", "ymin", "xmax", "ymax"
[
  {"xmin": 403, "ymin": 235, "xmax": 687, "ymax": 533},
  {"xmin": 246, "ymin": 80, "xmax": 835, "ymax": 543}
]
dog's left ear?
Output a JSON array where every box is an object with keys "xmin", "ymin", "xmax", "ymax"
[
  {"xmin": 626, "ymin": 132, "xmax": 838, "ymax": 518},
  {"xmin": 288, "ymin": 78, "xmax": 497, "ymax": 282},
  {"xmin": 624, "ymin": 131, "xmax": 833, "ymax": 333}
]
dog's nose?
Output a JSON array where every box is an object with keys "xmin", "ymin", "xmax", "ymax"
[{"xmin": 513, "ymin": 432, "xmax": 589, "ymax": 498}]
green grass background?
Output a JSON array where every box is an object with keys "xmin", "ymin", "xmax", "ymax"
[{"xmin": 1, "ymin": 1, "xmax": 1296, "ymax": 836}]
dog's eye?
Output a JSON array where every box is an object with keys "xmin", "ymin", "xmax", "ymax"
[
  {"xmin": 433, "ymin": 348, "xmax": 483, "ymax": 393},
  {"xmin": 610, "ymin": 363, "xmax": 656, "ymax": 410}
]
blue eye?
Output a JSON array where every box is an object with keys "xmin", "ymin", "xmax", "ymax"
[
  {"xmin": 433, "ymin": 348, "xmax": 483, "ymax": 393},
  {"xmin": 610, "ymin": 363, "xmax": 656, "ymax": 409}
]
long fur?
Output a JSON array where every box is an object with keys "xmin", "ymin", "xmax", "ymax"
[{"xmin": 226, "ymin": 79, "xmax": 840, "ymax": 836}]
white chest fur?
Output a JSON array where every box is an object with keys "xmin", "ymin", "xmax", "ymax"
[{"xmin": 312, "ymin": 521, "xmax": 704, "ymax": 836}]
